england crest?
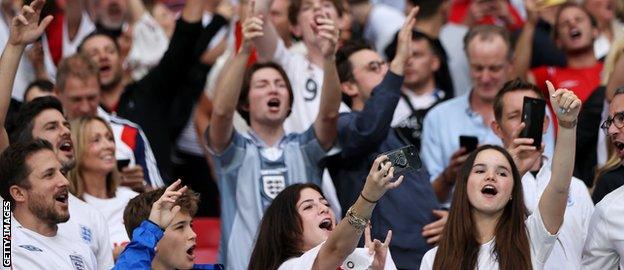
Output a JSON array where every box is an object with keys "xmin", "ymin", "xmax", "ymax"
[{"xmin": 262, "ymin": 174, "xmax": 286, "ymax": 199}]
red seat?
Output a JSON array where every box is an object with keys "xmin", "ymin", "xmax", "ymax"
[{"xmin": 193, "ymin": 218, "xmax": 220, "ymax": 264}]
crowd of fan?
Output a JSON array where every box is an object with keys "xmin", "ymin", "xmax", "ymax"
[{"xmin": 1, "ymin": 0, "xmax": 624, "ymax": 269}]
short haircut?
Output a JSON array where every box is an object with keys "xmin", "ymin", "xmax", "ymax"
[
  {"xmin": 0, "ymin": 139, "xmax": 54, "ymax": 210},
  {"xmin": 407, "ymin": 0, "xmax": 448, "ymax": 20},
  {"xmin": 237, "ymin": 62, "xmax": 294, "ymax": 125},
  {"xmin": 23, "ymin": 79, "xmax": 54, "ymax": 101},
  {"xmin": 77, "ymin": 31, "xmax": 120, "ymax": 54},
  {"xmin": 335, "ymin": 39, "xmax": 373, "ymax": 83},
  {"xmin": 493, "ymin": 78, "xmax": 544, "ymax": 123},
  {"xmin": 288, "ymin": 0, "xmax": 344, "ymax": 26},
  {"xmin": 10, "ymin": 96, "xmax": 65, "ymax": 144},
  {"xmin": 463, "ymin": 25, "xmax": 512, "ymax": 60},
  {"xmin": 554, "ymin": 2, "xmax": 597, "ymax": 41},
  {"xmin": 123, "ymin": 187, "xmax": 200, "ymax": 238},
  {"xmin": 56, "ymin": 54, "xmax": 100, "ymax": 92},
  {"xmin": 384, "ymin": 30, "xmax": 439, "ymax": 62}
]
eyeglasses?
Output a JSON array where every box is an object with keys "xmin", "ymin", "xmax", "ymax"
[
  {"xmin": 362, "ymin": 60, "xmax": 387, "ymax": 74},
  {"xmin": 601, "ymin": 112, "xmax": 624, "ymax": 134}
]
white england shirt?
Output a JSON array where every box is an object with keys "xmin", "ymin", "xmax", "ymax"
[
  {"xmin": 582, "ymin": 184, "xmax": 624, "ymax": 269},
  {"xmin": 11, "ymin": 216, "xmax": 97, "ymax": 270},
  {"xmin": 58, "ymin": 194, "xmax": 114, "ymax": 270}
]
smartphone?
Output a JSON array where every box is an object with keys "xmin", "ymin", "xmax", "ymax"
[
  {"xmin": 378, "ymin": 145, "xmax": 422, "ymax": 174},
  {"xmin": 459, "ymin": 135, "xmax": 479, "ymax": 153},
  {"xmin": 117, "ymin": 159, "xmax": 131, "ymax": 169},
  {"xmin": 520, "ymin": 96, "xmax": 546, "ymax": 149}
]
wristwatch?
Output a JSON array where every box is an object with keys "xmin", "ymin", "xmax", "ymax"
[{"xmin": 346, "ymin": 206, "xmax": 368, "ymax": 234}]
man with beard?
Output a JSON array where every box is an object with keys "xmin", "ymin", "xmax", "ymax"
[
  {"xmin": 0, "ymin": 1, "xmax": 113, "ymax": 267},
  {"xmin": 0, "ymin": 139, "xmax": 97, "ymax": 269},
  {"xmin": 93, "ymin": 0, "xmax": 128, "ymax": 38}
]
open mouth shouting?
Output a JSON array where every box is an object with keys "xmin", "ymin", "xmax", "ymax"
[
  {"xmin": 186, "ymin": 244, "xmax": 196, "ymax": 261},
  {"xmin": 319, "ymin": 218, "xmax": 333, "ymax": 232},
  {"xmin": 267, "ymin": 98, "xmax": 281, "ymax": 112},
  {"xmin": 58, "ymin": 138, "xmax": 74, "ymax": 156},
  {"xmin": 54, "ymin": 188, "xmax": 69, "ymax": 207},
  {"xmin": 481, "ymin": 184, "xmax": 498, "ymax": 198},
  {"xmin": 569, "ymin": 27, "xmax": 582, "ymax": 40},
  {"xmin": 613, "ymin": 140, "xmax": 624, "ymax": 157}
]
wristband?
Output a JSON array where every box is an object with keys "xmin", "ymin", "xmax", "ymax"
[
  {"xmin": 346, "ymin": 206, "xmax": 368, "ymax": 234},
  {"xmin": 558, "ymin": 119, "xmax": 577, "ymax": 129},
  {"xmin": 360, "ymin": 192, "xmax": 378, "ymax": 204}
]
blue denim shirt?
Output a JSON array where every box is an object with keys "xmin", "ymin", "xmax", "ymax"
[{"xmin": 328, "ymin": 71, "xmax": 440, "ymax": 269}]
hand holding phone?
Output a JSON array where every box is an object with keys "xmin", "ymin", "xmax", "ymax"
[
  {"xmin": 117, "ymin": 159, "xmax": 131, "ymax": 170},
  {"xmin": 378, "ymin": 145, "xmax": 422, "ymax": 174},
  {"xmin": 520, "ymin": 96, "xmax": 546, "ymax": 149},
  {"xmin": 459, "ymin": 136, "xmax": 479, "ymax": 153}
]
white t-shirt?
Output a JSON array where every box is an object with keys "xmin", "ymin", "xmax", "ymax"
[
  {"xmin": 391, "ymin": 88, "xmax": 443, "ymax": 127},
  {"xmin": 82, "ymin": 187, "xmax": 138, "ymax": 250},
  {"xmin": 126, "ymin": 13, "xmax": 170, "ymax": 81},
  {"xmin": 11, "ymin": 216, "xmax": 97, "ymax": 270},
  {"xmin": 58, "ymin": 194, "xmax": 114, "ymax": 270},
  {"xmin": 582, "ymin": 184, "xmax": 624, "ymax": 269},
  {"xmin": 419, "ymin": 206, "xmax": 558, "ymax": 270},
  {"xmin": 42, "ymin": 11, "xmax": 95, "ymax": 81},
  {"xmin": 278, "ymin": 241, "xmax": 397, "ymax": 270},
  {"xmin": 521, "ymin": 161, "xmax": 594, "ymax": 270}
]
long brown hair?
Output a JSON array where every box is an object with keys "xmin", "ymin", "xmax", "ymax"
[
  {"xmin": 67, "ymin": 116, "xmax": 120, "ymax": 199},
  {"xmin": 248, "ymin": 183, "xmax": 324, "ymax": 270},
  {"xmin": 433, "ymin": 145, "xmax": 531, "ymax": 270}
]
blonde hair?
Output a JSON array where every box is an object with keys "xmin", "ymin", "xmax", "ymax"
[
  {"xmin": 602, "ymin": 38, "xmax": 624, "ymax": 88},
  {"xmin": 68, "ymin": 116, "xmax": 120, "ymax": 199}
]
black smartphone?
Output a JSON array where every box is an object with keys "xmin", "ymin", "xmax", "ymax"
[
  {"xmin": 117, "ymin": 159, "xmax": 131, "ymax": 169},
  {"xmin": 378, "ymin": 145, "xmax": 422, "ymax": 174},
  {"xmin": 459, "ymin": 135, "xmax": 479, "ymax": 153},
  {"xmin": 520, "ymin": 96, "xmax": 546, "ymax": 149}
]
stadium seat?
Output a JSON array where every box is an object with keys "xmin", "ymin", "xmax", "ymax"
[{"xmin": 193, "ymin": 218, "xmax": 220, "ymax": 263}]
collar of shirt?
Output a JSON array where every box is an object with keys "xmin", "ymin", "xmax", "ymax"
[{"xmin": 246, "ymin": 129, "xmax": 288, "ymax": 148}]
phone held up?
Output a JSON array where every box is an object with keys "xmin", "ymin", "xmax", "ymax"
[
  {"xmin": 117, "ymin": 159, "xmax": 131, "ymax": 170},
  {"xmin": 459, "ymin": 135, "xmax": 478, "ymax": 153},
  {"xmin": 520, "ymin": 96, "xmax": 546, "ymax": 149},
  {"xmin": 378, "ymin": 145, "xmax": 422, "ymax": 174}
]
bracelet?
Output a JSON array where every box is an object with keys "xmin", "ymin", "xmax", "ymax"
[
  {"xmin": 346, "ymin": 206, "xmax": 368, "ymax": 234},
  {"xmin": 558, "ymin": 119, "xmax": 577, "ymax": 129},
  {"xmin": 360, "ymin": 192, "xmax": 378, "ymax": 204}
]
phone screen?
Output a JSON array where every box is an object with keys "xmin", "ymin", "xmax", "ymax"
[
  {"xmin": 459, "ymin": 136, "xmax": 479, "ymax": 153},
  {"xmin": 520, "ymin": 96, "xmax": 546, "ymax": 149}
]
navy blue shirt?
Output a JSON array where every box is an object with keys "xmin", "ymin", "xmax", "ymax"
[{"xmin": 327, "ymin": 71, "xmax": 440, "ymax": 269}]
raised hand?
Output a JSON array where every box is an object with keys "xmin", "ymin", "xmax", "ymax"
[
  {"xmin": 390, "ymin": 6, "xmax": 419, "ymax": 75},
  {"xmin": 546, "ymin": 80, "xmax": 581, "ymax": 125},
  {"xmin": 365, "ymin": 224, "xmax": 392, "ymax": 270},
  {"xmin": 148, "ymin": 179, "xmax": 188, "ymax": 229},
  {"xmin": 361, "ymin": 155, "xmax": 405, "ymax": 203},
  {"xmin": 241, "ymin": 0, "xmax": 263, "ymax": 54},
  {"xmin": 9, "ymin": 0, "xmax": 53, "ymax": 46},
  {"xmin": 506, "ymin": 122, "xmax": 543, "ymax": 175},
  {"xmin": 313, "ymin": 12, "xmax": 339, "ymax": 59}
]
